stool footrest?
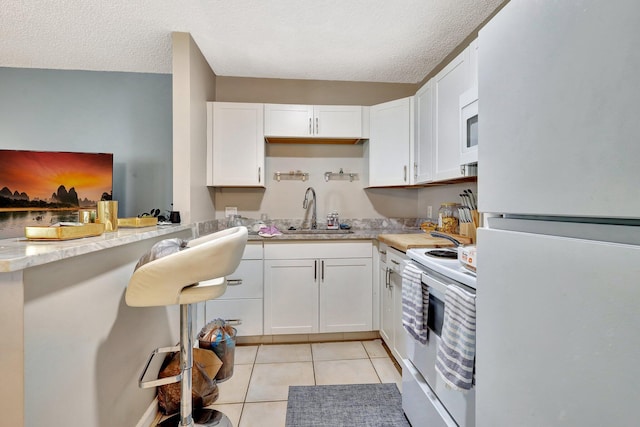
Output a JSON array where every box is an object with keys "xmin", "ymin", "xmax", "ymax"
[{"xmin": 138, "ymin": 345, "xmax": 181, "ymax": 389}]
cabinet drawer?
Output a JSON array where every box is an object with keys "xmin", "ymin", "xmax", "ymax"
[
  {"xmin": 387, "ymin": 247, "xmax": 407, "ymax": 274},
  {"xmin": 205, "ymin": 298, "xmax": 263, "ymax": 337},
  {"xmin": 242, "ymin": 242, "xmax": 263, "ymax": 260},
  {"xmin": 215, "ymin": 259, "xmax": 263, "ymax": 299},
  {"xmin": 264, "ymin": 241, "xmax": 372, "ymax": 259}
]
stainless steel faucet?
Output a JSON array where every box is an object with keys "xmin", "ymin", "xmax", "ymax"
[{"xmin": 302, "ymin": 187, "xmax": 317, "ymax": 229}]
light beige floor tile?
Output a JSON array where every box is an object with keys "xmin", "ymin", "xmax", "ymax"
[
  {"xmin": 362, "ymin": 339, "xmax": 389, "ymax": 358},
  {"xmin": 215, "ymin": 364, "xmax": 253, "ymax": 404},
  {"xmin": 239, "ymin": 401, "xmax": 288, "ymax": 427},
  {"xmin": 235, "ymin": 345, "xmax": 258, "ymax": 365},
  {"xmin": 371, "ymin": 357, "xmax": 402, "ymax": 390},
  {"xmin": 314, "ymin": 359, "xmax": 381, "ymax": 385},
  {"xmin": 206, "ymin": 403, "xmax": 243, "ymax": 426},
  {"xmin": 245, "ymin": 361, "xmax": 315, "ymax": 402},
  {"xmin": 256, "ymin": 343, "xmax": 312, "ymax": 364},
  {"xmin": 311, "ymin": 341, "xmax": 368, "ymax": 361}
]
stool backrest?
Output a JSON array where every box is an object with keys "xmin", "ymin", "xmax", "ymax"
[{"xmin": 126, "ymin": 226, "xmax": 248, "ymax": 307}]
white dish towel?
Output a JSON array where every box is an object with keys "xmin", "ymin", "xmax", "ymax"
[
  {"xmin": 435, "ymin": 284, "xmax": 476, "ymax": 391},
  {"xmin": 401, "ymin": 262, "xmax": 429, "ymax": 344}
]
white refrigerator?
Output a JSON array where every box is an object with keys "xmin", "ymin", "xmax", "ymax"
[{"xmin": 476, "ymin": 1, "xmax": 640, "ymax": 426}]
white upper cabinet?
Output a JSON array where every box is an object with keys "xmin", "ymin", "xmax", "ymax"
[
  {"xmin": 433, "ymin": 48, "xmax": 472, "ymax": 181},
  {"xmin": 469, "ymin": 38, "xmax": 479, "ymax": 87},
  {"xmin": 368, "ymin": 96, "xmax": 414, "ymax": 187},
  {"xmin": 314, "ymin": 105, "xmax": 363, "ymax": 138},
  {"xmin": 264, "ymin": 104, "xmax": 314, "ymax": 137},
  {"xmin": 207, "ymin": 102, "xmax": 265, "ymax": 187},
  {"xmin": 264, "ymin": 104, "xmax": 363, "ymax": 139},
  {"xmin": 414, "ymin": 80, "xmax": 434, "ymax": 184}
]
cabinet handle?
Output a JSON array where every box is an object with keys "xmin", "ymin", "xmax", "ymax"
[
  {"xmin": 404, "ymin": 165, "xmax": 407, "ymax": 182},
  {"xmin": 315, "ymin": 117, "xmax": 319, "ymax": 134},
  {"xmin": 321, "ymin": 260, "xmax": 325, "ymax": 281},
  {"xmin": 227, "ymin": 279, "xmax": 243, "ymax": 286},
  {"xmin": 385, "ymin": 267, "xmax": 391, "ymax": 288},
  {"xmin": 309, "ymin": 118, "xmax": 312, "ymax": 135},
  {"xmin": 379, "ymin": 250, "xmax": 386, "ymax": 255},
  {"xmin": 258, "ymin": 167, "xmax": 261, "ymax": 183},
  {"xmin": 314, "ymin": 260, "xmax": 317, "ymax": 280},
  {"xmin": 391, "ymin": 259, "xmax": 400, "ymax": 265},
  {"xmin": 414, "ymin": 162, "xmax": 417, "ymax": 178},
  {"xmin": 224, "ymin": 319, "xmax": 242, "ymax": 325}
]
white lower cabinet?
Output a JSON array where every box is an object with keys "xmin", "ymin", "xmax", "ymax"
[
  {"xmin": 263, "ymin": 258, "xmax": 318, "ymax": 334},
  {"xmin": 379, "ymin": 243, "xmax": 393, "ymax": 344},
  {"xmin": 205, "ymin": 242, "xmax": 264, "ymax": 336},
  {"xmin": 380, "ymin": 246, "xmax": 408, "ymax": 363},
  {"xmin": 264, "ymin": 241, "xmax": 373, "ymax": 335}
]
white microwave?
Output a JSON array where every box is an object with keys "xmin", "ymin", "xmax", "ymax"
[{"xmin": 459, "ymin": 87, "xmax": 478, "ymax": 166}]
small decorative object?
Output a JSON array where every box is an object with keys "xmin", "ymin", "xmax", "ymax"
[
  {"xmin": 169, "ymin": 211, "xmax": 181, "ymax": 223},
  {"xmin": 96, "ymin": 200, "xmax": 119, "ymax": 231},
  {"xmin": 78, "ymin": 209, "xmax": 97, "ymax": 223}
]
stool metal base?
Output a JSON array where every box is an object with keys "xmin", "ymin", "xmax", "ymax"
[{"xmin": 158, "ymin": 409, "xmax": 232, "ymax": 427}]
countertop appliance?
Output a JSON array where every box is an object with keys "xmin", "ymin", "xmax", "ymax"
[
  {"xmin": 477, "ymin": 1, "xmax": 640, "ymax": 426},
  {"xmin": 403, "ymin": 248, "xmax": 477, "ymax": 427}
]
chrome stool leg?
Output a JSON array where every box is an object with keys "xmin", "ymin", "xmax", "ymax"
[{"xmin": 158, "ymin": 304, "xmax": 232, "ymax": 427}]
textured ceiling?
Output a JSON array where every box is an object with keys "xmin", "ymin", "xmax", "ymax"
[{"xmin": 0, "ymin": 0, "xmax": 504, "ymax": 83}]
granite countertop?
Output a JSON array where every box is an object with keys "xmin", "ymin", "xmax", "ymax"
[
  {"xmin": 0, "ymin": 218, "xmax": 438, "ymax": 272},
  {"xmin": 0, "ymin": 224, "xmax": 193, "ymax": 273},
  {"xmin": 247, "ymin": 228, "xmax": 414, "ymax": 241}
]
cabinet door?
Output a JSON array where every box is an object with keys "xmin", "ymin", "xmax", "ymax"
[
  {"xmin": 216, "ymin": 259, "xmax": 263, "ymax": 300},
  {"xmin": 264, "ymin": 104, "xmax": 314, "ymax": 137},
  {"xmin": 414, "ymin": 80, "xmax": 434, "ymax": 184},
  {"xmin": 205, "ymin": 299, "xmax": 263, "ymax": 337},
  {"xmin": 380, "ymin": 264, "xmax": 393, "ymax": 346},
  {"xmin": 390, "ymin": 269, "xmax": 407, "ymax": 361},
  {"xmin": 264, "ymin": 259, "xmax": 318, "ymax": 334},
  {"xmin": 319, "ymin": 258, "xmax": 373, "ymax": 333},
  {"xmin": 433, "ymin": 49, "xmax": 470, "ymax": 181},
  {"xmin": 209, "ymin": 102, "xmax": 265, "ymax": 186},
  {"xmin": 469, "ymin": 38, "xmax": 478, "ymax": 88},
  {"xmin": 314, "ymin": 105, "xmax": 363, "ymax": 138},
  {"xmin": 369, "ymin": 97, "xmax": 414, "ymax": 186}
]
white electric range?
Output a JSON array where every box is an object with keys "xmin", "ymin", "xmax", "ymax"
[{"xmin": 402, "ymin": 247, "xmax": 477, "ymax": 427}]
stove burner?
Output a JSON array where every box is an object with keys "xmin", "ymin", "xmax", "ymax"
[{"xmin": 425, "ymin": 249, "xmax": 458, "ymax": 259}]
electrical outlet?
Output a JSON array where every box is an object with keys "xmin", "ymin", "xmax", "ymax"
[
  {"xmin": 225, "ymin": 206, "xmax": 238, "ymax": 218},
  {"xmin": 427, "ymin": 206, "xmax": 433, "ymax": 218}
]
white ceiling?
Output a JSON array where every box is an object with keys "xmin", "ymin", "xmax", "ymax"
[{"xmin": 0, "ymin": 0, "xmax": 504, "ymax": 84}]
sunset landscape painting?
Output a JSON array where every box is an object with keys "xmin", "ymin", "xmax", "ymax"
[{"xmin": 0, "ymin": 150, "xmax": 113, "ymax": 238}]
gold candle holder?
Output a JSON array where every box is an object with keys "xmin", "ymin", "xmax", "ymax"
[
  {"xmin": 78, "ymin": 209, "xmax": 97, "ymax": 223},
  {"xmin": 96, "ymin": 201, "xmax": 118, "ymax": 231}
]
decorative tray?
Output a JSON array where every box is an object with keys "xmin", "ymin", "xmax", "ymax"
[
  {"xmin": 117, "ymin": 217, "xmax": 158, "ymax": 228},
  {"xmin": 25, "ymin": 223, "xmax": 106, "ymax": 240}
]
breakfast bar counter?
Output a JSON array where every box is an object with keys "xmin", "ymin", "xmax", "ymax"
[{"xmin": 0, "ymin": 224, "xmax": 194, "ymax": 427}]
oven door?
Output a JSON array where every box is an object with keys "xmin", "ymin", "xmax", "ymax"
[
  {"xmin": 459, "ymin": 87, "xmax": 478, "ymax": 166},
  {"xmin": 405, "ymin": 267, "xmax": 476, "ymax": 427}
]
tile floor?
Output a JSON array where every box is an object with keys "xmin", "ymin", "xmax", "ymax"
[{"xmin": 156, "ymin": 339, "xmax": 402, "ymax": 427}]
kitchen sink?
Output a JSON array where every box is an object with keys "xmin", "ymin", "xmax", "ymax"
[{"xmin": 282, "ymin": 229, "xmax": 353, "ymax": 235}]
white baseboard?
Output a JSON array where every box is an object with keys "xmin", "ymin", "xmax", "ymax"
[{"xmin": 135, "ymin": 397, "xmax": 159, "ymax": 427}]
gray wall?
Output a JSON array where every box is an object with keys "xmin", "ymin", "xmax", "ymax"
[{"xmin": 0, "ymin": 67, "xmax": 173, "ymax": 218}]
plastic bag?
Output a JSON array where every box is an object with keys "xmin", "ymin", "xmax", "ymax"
[
  {"xmin": 198, "ymin": 319, "xmax": 236, "ymax": 381},
  {"xmin": 157, "ymin": 348, "xmax": 222, "ymax": 415}
]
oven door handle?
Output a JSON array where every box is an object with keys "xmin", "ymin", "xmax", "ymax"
[{"xmin": 421, "ymin": 271, "xmax": 452, "ymax": 297}]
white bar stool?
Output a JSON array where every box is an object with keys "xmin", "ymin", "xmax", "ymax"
[{"xmin": 126, "ymin": 227, "xmax": 248, "ymax": 427}]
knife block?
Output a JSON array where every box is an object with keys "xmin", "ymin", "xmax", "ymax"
[{"xmin": 459, "ymin": 210, "xmax": 479, "ymax": 243}]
